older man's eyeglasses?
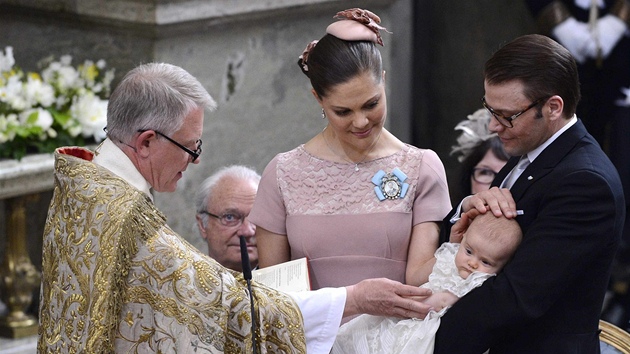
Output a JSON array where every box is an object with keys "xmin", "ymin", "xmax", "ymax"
[
  {"xmin": 139, "ymin": 129, "xmax": 202, "ymax": 162},
  {"xmin": 481, "ymin": 96, "xmax": 547, "ymax": 128},
  {"xmin": 200, "ymin": 211, "xmax": 247, "ymax": 228},
  {"xmin": 472, "ymin": 167, "xmax": 498, "ymax": 185}
]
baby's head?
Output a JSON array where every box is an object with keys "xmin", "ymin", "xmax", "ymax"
[{"xmin": 454, "ymin": 212, "xmax": 522, "ymax": 279}]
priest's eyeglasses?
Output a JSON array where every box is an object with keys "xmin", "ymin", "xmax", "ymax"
[
  {"xmin": 138, "ymin": 129, "xmax": 202, "ymax": 162},
  {"xmin": 481, "ymin": 96, "xmax": 547, "ymax": 128},
  {"xmin": 200, "ymin": 211, "xmax": 247, "ymax": 228}
]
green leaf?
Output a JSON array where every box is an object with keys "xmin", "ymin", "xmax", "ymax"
[
  {"xmin": 25, "ymin": 111, "xmax": 38, "ymax": 124},
  {"xmin": 51, "ymin": 109, "xmax": 71, "ymax": 126}
]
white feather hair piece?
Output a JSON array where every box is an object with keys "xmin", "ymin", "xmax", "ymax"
[{"xmin": 450, "ymin": 108, "xmax": 498, "ymax": 162}]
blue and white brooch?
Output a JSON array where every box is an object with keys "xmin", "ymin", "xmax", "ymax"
[{"xmin": 372, "ymin": 168, "xmax": 409, "ymax": 201}]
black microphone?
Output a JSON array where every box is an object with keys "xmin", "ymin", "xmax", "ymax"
[{"xmin": 240, "ymin": 236, "xmax": 257, "ymax": 354}]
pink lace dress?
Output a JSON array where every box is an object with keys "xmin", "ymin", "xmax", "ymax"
[{"xmin": 249, "ymin": 144, "xmax": 451, "ymax": 289}]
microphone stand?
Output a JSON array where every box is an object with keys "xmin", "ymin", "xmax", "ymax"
[{"xmin": 239, "ymin": 236, "xmax": 258, "ymax": 354}]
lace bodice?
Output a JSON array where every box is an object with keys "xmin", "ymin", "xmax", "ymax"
[
  {"xmin": 249, "ymin": 143, "xmax": 451, "ymax": 289},
  {"xmin": 275, "ymin": 144, "xmax": 446, "ymax": 215}
]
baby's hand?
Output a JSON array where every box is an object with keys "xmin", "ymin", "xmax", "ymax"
[
  {"xmin": 422, "ymin": 291, "xmax": 459, "ymax": 312},
  {"xmin": 450, "ymin": 208, "xmax": 482, "ymax": 243}
]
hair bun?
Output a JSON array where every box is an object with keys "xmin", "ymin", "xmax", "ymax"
[{"xmin": 326, "ymin": 8, "xmax": 390, "ymax": 46}]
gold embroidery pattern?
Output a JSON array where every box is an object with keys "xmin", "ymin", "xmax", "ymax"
[{"xmin": 38, "ymin": 149, "xmax": 305, "ymax": 353}]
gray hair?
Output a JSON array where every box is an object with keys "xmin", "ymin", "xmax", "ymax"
[
  {"xmin": 194, "ymin": 165, "xmax": 261, "ymax": 230},
  {"xmin": 106, "ymin": 62, "xmax": 217, "ymax": 143}
]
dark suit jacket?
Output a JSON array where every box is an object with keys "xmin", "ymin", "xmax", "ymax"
[{"xmin": 434, "ymin": 120, "xmax": 625, "ymax": 353}]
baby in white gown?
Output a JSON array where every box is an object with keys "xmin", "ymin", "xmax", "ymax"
[{"xmin": 332, "ymin": 212, "xmax": 523, "ymax": 354}]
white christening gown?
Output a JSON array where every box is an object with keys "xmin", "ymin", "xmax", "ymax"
[{"xmin": 331, "ymin": 243, "xmax": 493, "ymax": 354}]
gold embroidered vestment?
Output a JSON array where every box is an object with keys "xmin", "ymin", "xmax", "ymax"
[{"xmin": 38, "ymin": 148, "xmax": 306, "ymax": 353}]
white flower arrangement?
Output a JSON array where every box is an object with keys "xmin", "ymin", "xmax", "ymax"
[{"xmin": 0, "ymin": 46, "xmax": 114, "ymax": 160}]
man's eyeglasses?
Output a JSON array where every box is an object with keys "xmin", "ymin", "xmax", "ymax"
[
  {"xmin": 200, "ymin": 211, "xmax": 247, "ymax": 228},
  {"xmin": 471, "ymin": 167, "xmax": 498, "ymax": 184},
  {"xmin": 139, "ymin": 129, "xmax": 202, "ymax": 162},
  {"xmin": 481, "ymin": 96, "xmax": 547, "ymax": 128}
]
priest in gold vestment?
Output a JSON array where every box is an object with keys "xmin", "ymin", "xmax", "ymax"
[{"xmin": 37, "ymin": 62, "xmax": 306, "ymax": 353}]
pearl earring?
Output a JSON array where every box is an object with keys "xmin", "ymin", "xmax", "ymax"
[{"xmin": 321, "ymin": 108, "xmax": 326, "ymax": 120}]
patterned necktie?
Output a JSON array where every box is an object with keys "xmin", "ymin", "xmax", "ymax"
[{"xmin": 502, "ymin": 156, "xmax": 530, "ymax": 189}]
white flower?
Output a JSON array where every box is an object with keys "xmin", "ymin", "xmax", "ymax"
[
  {"xmin": 1, "ymin": 48, "xmax": 113, "ymax": 159},
  {"xmin": 60, "ymin": 55, "xmax": 72, "ymax": 66},
  {"xmin": 0, "ymin": 114, "xmax": 17, "ymax": 143},
  {"xmin": 102, "ymin": 70, "xmax": 115, "ymax": 92},
  {"xmin": 41, "ymin": 59, "xmax": 82, "ymax": 93},
  {"xmin": 19, "ymin": 108, "xmax": 53, "ymax": 131},
  {"xmin": 36, "ymin": 108, "xmax": 54, "ymax": 131},
  {"xmin": 70, "ymin": 91, "xmax": 108, "ymax": 141},
  {"xmin": 1, "ymin": 75, "xmax": 29, "ymax": 111},
  {"xmin": 47, "ymin": 128, "xmax": 57, "ymax": 139},
  {"xmin": 0, "ymin": 46, "xmax": 15, "ymax": 72},
  {"xmin": 24, "ymin": 74, "xmax": 55, "ymax": 107},
  {"xmin": 57, "ymin": 66, "xmax": 82, "ymax": 92},
  {"xmin": 67, "ymin": 124, "xmax": 82, "ymax": 138},
  {"xmin": 54, "ymin": 95, "xmax": 69, "ymax": 109}
]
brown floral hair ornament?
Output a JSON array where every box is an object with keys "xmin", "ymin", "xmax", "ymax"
[
  {"xmin": 297, "ymin": 8, "xmax": 390, "ymax": 75},
  {"xmin": 298, "ymin": 40, "xmax": 319, "ymax": 73}
]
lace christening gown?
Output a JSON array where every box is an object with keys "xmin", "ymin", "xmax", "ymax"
[{"xmin": 331, "ymin": 243, "xmax": 493, "ymax": 354}]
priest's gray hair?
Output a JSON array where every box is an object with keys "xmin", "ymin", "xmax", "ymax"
[{"xmin": 106, "ymin": 62, "xmax": 217, "ymax": 143}]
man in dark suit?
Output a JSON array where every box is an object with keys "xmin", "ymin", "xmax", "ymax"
[{"xmin": 434, "ymin": 34, "xmax": 625, "ymax": 353}]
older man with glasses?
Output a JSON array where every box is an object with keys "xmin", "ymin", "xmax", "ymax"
[{"xmin": 194, "ymin": 165, "xmax": 261, "ymax": 272}]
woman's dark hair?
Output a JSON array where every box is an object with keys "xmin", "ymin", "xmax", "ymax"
[
  {"xmin": 298, "ymin": 34, "xmax": 382, "ymax": 98},
  {"xmin": 456, "ymin": 136, "xmax": 510, "ymax": 202}
]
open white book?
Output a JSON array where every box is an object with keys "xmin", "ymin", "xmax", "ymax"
[{"xmin": 252, "ymin": 257, "xmax": 311, "ymax": 292}]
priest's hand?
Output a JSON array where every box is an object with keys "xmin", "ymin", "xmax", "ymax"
[{"xmin": 344, "ymin": 278, "xmax": 432, "ymax": 319}]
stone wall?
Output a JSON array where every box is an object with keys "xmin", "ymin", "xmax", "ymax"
[{"xmin": 0, "ymin": 0, "xmax": 410, "ymax": 256}]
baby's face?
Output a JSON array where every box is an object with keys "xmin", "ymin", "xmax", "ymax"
[{"xmin": 454, "ymin": 231, "xmax": 510, "ymax": 279}]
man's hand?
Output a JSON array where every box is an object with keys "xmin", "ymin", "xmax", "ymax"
[
  {"xmin": 462, "ymin": 187, "xmax": 517, "ymax": 218},
  {"xmin": 344, "ymin": 278, "xmax": 432, "ymax": 319}
]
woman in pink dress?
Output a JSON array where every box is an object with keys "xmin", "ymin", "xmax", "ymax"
[{"xmin": 249, "ymin": 8, "xmax": 451, "ymax": 296}]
